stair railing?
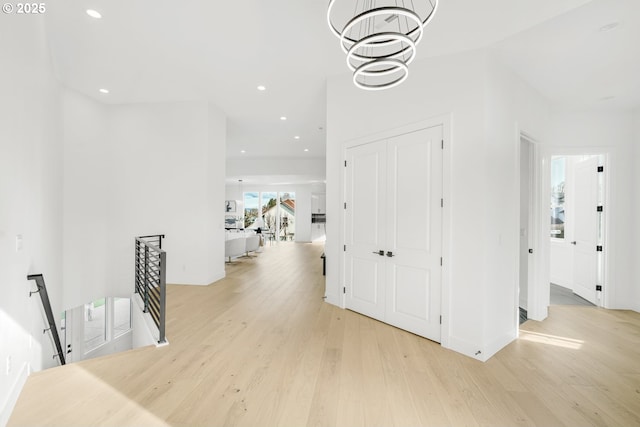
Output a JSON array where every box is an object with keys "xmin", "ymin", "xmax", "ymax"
[
  {"xmin": 134, "ymin": 234, "xmax": 167, "ymax": 344},
  {"xmin": 26, "ymin": 274, "xmax": 66, "ymax": 365}
]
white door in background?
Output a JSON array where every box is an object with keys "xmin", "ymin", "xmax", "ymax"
[
  {"xmin": 345, "ymin": 126, "xmax": 443, "ymax": 342},
  {"xmin": 572, "ymin": 157, "xmax": 599, "ymax": 305}
]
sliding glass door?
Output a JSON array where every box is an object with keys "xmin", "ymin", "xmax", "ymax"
[{"xmin": 242, "ymin": 191, "xmax": 296, "ymax": 241}]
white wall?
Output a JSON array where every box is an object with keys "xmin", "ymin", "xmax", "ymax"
[
  {"xmin": 62, "ymin": 90, "xmax": 111, "ymax": 308},
  {"xmin": 0, "ymin": 15, "xmax": 64, "ymax": 423},
  {"xmin": 226, "ymin": 157, "xmax": 325, "ymax": 180},
  {"xmin": 207, "ymin": 105, "xmax": 227, "ymax": 282},
  {"xmin": 294, "ymin": 186, "xmax": 312, "ymax": 242},
  {"xmin": 633, "ymin": 110, "xmax": 640, "ymax": 312},
  {"xmin": 483, "ymin": 54, "xmax": 550, "ymax": 355},
  {"xmin": 62, "ymin": 97, "xmax": 227, "ymax": 309},
  {"xmin": 311, "ymin": 193, "xmax": 326, "ymax": 241},
  {"xmin": 545, "ymin": 110, "xmax": 635, "ymax": 309},
  {"xmin": 108, "ymin": 100, "xmax": 226, "ymax": 288}
]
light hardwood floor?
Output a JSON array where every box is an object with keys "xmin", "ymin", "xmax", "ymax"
[{"xmin": 9, "ymin": 242, "xmax": 640, "ymax": 426}]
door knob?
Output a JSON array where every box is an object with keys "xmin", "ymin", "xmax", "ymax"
[
  {"xmin": 372, "ymin": 250, "xmax": 384, "ymax": 256},
  {"xmin": 571, "ymin": 241, "xmax": 577, "ymax": 245},
  {"xmin": 528, "ymin": 249, "xmax": 533, "ymax": 254},
  {"xmin": 386, "ymin": 251, "xmax": 395, "ymax": 257}
]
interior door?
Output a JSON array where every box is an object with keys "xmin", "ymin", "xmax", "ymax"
[
  {"xmin": 344, "ymin": 125, "xmax": 443, "ymax": 343},
  {"xmin": 519, "ymin": 138, "xmax": 534, "ymax": 313},
  {"xmin": 345, "ymin": 140, "xmax": 387, "ymax": 322},
  {"xmin": 572, "ymin": 157, "xmax": 599, "ymax": 304},
  {"xmin": 385, "ymin": 127, "xmax": 442, "ymax": 341}
]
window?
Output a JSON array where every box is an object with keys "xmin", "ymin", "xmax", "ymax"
[
  {"xmin": 261, "ymin": 192, "xmax": 278, "ymax": 232},
  {"xmin": 113, "ymin": 297, "xmax": 131, "ymax": 338},
  {"xmin": 280, "ymin": 192, "xmax": 295, "ymax": 241},
  {"xmin": 550, "ymin": 156, "xmax": 566, "ymax": 239},
  {"xmin": 84, "ymin": 298, "xmax": 106, "ymax": 352},
  {"xmin": 244, "ymin": 192, "xmax": 259, "ymax": 228},
  {"xmin": 241, "ymin": 191, "xmax": 297, "ymax": 241}
]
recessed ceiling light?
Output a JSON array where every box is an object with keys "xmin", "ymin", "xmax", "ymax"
[
  {"xmin": 304, "ymin": 148, "xmax": 309, "ymax": 152},
  {"xmin": 240, "ymin": 150, "xmax": 246, "ymax": 154},
  {"xmin": 99, "ymin": 88, "xmax": 109, "ymax": 94},
  {"xmin": 86, "ymin": 9, "xmax": 102, "ymax": 19},
  {"xmin": 294, "ymin": 136, "xmax": 300, "ymax": 140},
  {"xmin": 257, "ymin": 85, "xmax": 266, "ymax": 91},
  {"xmin": 599, "ymin": 22, "xmax": 620, "ymax": 32},
  {"xmin": 280, "ymin": 116, "xmax": 287, "ymax": 121}
]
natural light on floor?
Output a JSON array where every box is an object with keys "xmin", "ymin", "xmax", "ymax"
[
  {"xmin": 11, "ymin": 365, "xmax": 170, "ymax": 426},
  {"xmin": 519, "ymin": 330, "xmax": 584, "ymax": 350}
]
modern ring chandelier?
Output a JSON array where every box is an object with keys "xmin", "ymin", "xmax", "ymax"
[{"xmin": 327, "ymin": 0, "xmax": 438, "ymax": 91}]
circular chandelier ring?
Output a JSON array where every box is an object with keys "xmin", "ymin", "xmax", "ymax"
[
  {"xmin": 339, "ymin": 7, "xmax": 424, "ymax": 55},
  {"xmin": 347, "ymin": 44, "xmax": 416, "ymax": 71},
  {"xmin": 328, "ymin": 1, "xmax": 438, "ymax": 43},
  {"xmin": 346, "ymin": 32, "xmax": 416, "ymax": 73},
  {"xmin": 327, "ymin": 0, "xmax": 439, "ymax": 90},
  {"xmin": 353, "ymin": 58, "xmax": 409, "ymax": 91},
  {"xmin": 346, "ymin": 28, "xmax": 416, "ymax": 63}
]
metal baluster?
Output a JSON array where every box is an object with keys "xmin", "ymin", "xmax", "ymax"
[{"xmin": 144, "ymin": 245, "xmax": 149, "ymax": 313}]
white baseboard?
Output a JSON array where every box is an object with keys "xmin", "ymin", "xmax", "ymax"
[
  {"xmin": 207, "ymin": 271, "xmax": 225, "ymax": 285},
  {"xmin": 445, "ymin": 335, "xmax": 485, "ymax": 361},
  {"xmin": 484, "ymin": 332, "xmax": 516, "ymax": 361},
  {"xmin": 445, "ymin": 331, "xmax": 516, "ymax": 362},
  {"xmin": 324, "ymin": 293, "xmax": 341, "ymax": 308},
  {"xmin": 0, "ymin": 361, "xmax": 29, "ymax": 427}
]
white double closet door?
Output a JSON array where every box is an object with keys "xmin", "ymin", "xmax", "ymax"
[{"xmin": 344, "ymin": 125, "xmax": 443, "ymax": 342}]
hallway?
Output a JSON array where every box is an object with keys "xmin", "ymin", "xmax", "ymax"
[{"xmin": 9, "ymin": 242, "xmax": 640, "ymax": 426}]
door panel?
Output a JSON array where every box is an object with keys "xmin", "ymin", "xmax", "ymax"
[
  {"xmin": 351, "ymin": 149, "xmax": 383, "ymax": 246},
  {"xmin": 350, "ymin": 257, "xmax": 382, "ymax": 306},
  {"xmin": 386, "ymin": 127, "xmax": 442, "ymax": 341},
  {"xmin": 391, "ymin": 139, "xmax": 432, "ymax": 251},
  {"xmin": 345, "ymin": 140, "xmax": 387, "ymax": 321},
  {"xmin": 572, "ymin": 157, "xmax": 598, "ymax": 304},
  {"xmin": 389, "ymin": 264, "xmax": 430, "ymax": 321}
]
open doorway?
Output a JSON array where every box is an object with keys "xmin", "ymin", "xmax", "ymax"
[
  {"xmin": 521, "ymin": 142, "xmax": 610, "ymax": 324},
  {"xmin": 519, "ymin": 135, "xmax": 535, "ymax": 323},
  {"xmin": 549, "ymin": 154, "xmax": 606, "ymax": 307}
]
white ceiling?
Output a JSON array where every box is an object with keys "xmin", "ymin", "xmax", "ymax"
[
  {"xmin": 492, "ymin": 0, "xmax": 640, "ymax": 111},
  {"xmin": 44, "ymin": 0, "xmax": 638, "ymax": 169}
]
